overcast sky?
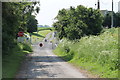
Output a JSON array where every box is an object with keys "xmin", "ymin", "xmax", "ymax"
[{"xmin": 36, "ymin": 0, "xmax": 120, "ymax": 26}]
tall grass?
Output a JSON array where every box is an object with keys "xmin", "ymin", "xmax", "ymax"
[
  {"xmin": 2, "ymin": 43, "xmax": 33, "ymax": 78},
  {"xmin": 54, "ymin": 27, "xmax": 118, "ymax": 78}
]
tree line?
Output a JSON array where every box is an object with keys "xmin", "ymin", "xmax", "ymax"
[{"xmin": 2, "ymin": 2, "xmax": 40, "ymax": 56}]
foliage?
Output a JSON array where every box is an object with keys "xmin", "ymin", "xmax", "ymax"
[
  {"xmin": 22, "ymin": 43, "xmax": 33, "ymax": 52},
  {"xmin": 53, "ymin": 5, "xmax": 103, "ymax": 40},
  {"xmin": 54, "ymin": 28, "xmax": 118, "ymax": 78},
  {"xmin": 27, "ymin": 15, "xmax": 38, "ymax": 33},
  {"xmin": 102, "ymin": 12, "xmax": 112, "ymax": 28},
  {"xmin": 2, "ymin": 2, "xmax": 40, "ymax": 56},
  {"xmin": 2, "ymin": 2, "xmax": 40, "ymax": 78},
  {"xmin": 114, "ymin": 12, "xmax": 120, "ymax": 27},
  {"xmin": 103, "ymin": 12, "xmax": 120, "ymax": 28},
  {"xmin": 2, "ymin": 43, "xmax": 33, "ymax": 78}
]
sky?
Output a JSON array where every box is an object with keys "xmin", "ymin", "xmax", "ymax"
[{"xmin": 36, "ymin": 0, "xmax": 120, "ymax": 26}]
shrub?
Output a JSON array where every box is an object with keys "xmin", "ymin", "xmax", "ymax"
[
  {"xmin": 23, "ymin": 43, "xmax": 33, "ymax": 52},
  {"xmin": 64, "ymin": 45, "xmax": 70, "ymax": 53}
]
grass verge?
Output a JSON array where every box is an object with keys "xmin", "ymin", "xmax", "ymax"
[
  {"xmin": 53, "ymin": 27, "xmax": 119, "ymax": 78},
  {"xmin": 2, "ymin": 43, "xmax": 33, "ymax": 78}
]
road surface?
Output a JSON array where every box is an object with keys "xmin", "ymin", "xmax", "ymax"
[{"xmin": 16, "ymin": 33, "xmax": 86, "ymax": 78}]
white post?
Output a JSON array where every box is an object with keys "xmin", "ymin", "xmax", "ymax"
[{"xmin": 111, "ymin": 0, "xmax": 114, "ymax": 28}]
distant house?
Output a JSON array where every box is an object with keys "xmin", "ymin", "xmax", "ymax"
[{"xmin": 100, "ymin": 10, "xmax": 108, "ymax": 16}]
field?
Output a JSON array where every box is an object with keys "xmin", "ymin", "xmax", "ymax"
[{"xmin": 54, "ymin": 27, "xmax": 119, "ymax": 78}]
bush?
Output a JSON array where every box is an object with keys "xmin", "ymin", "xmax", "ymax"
[
  {"xmin": 23, "ymin": 43, "xmax": 33, "ymax": 52},
  {"xmin": 64, "ymin": 45, "xmax": 70, "ymax": 53}
]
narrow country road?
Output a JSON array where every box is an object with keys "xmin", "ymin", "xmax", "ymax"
[{"xmin": 16, "ymin": 33, "xmax": 86, "ymax": 78}]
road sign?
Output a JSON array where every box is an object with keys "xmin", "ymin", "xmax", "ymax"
[
  {"xmin": 18, "ymin": 31, "xmax": 24, "ymax": 37},
  {"xmin": 39, "ymin": 43, "xmax": 43, "ymax": 47}
]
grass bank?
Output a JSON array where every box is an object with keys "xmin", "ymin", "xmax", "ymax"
[
  {"xmin": 2, "ymin": 43, "xmax": 33, "ymax": 78},
  {"xmin": 31, "ymin": 27, "xmax": 54, "ymax": 43},
  {"xmin": 54, "ymin": 27, "xmax": 119, "ymax": 78}
]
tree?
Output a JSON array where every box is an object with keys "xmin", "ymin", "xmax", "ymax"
[
  {"xmin": 27, "ymin": 15, "xmax": 38, "ymax": 33},
  {"xmin": 53, "ymin": 8, "xmax": 68, "ymax": 39},
  {"xmin": 2, "ymin": 2, "xmax": 40, "ymax": 56},
  {"xmin": 53, "ymin": 5, "xmax": 103, "ymax": 40},
  {"xmin": 114, "ymin": 12, "xmax": 120, "ymax": 27},
  {"xmin": 75, "ymin": 6, "xmax": 103, "ymax": 35},
  {"xmin": 102, "ymin": 12, "xmax": 120, "ymax": 28},
  {"xmin": 102, "ymin": 13, "xmax": 111, "ymax": 28}
]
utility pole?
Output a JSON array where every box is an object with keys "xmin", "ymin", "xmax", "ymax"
[
  {"xmin": 0, "ymin": 2, "xmax": 2, "ymax": 80},
  {"xmin": 111, "ymin": 0, "xmax": 114, "ymax": 27},
  {"xmin": 98, "ymin": 0, "xmax": 100, "ymax": 9}
]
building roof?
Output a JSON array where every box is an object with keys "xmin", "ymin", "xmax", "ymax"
[{"xmin": 100, "ymin": 10, "xmax": 108, "ymax": 16}]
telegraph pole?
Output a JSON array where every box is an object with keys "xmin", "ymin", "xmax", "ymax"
[
  {"xmin": 98, "ymin": 0, "xmax": 100, "ymax": 9},
  {"xmin": 111, "ymin": 0, "xmax": 114, "ymax": 27}
]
